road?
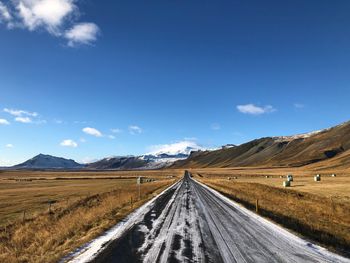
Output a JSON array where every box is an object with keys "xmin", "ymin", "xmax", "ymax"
[{"xmin": 70, "ymin": 171, "xmax": 350, "ymax": 263}]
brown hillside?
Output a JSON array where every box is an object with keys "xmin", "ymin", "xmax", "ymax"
[{"xmin": 172, "ymin": 121, "xmax": 350, "ymax": 168}]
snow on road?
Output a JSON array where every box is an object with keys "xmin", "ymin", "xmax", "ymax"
[{"xmin": 64, "ymin": 172, "xmax": 350, "ymax": 263}]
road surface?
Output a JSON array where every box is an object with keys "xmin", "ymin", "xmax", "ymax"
[{"xmin": 68, "ymin": 171, "xmax": 350, "ymax": 263}]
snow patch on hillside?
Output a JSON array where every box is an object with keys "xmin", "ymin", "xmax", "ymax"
[{"xmin": 146, "ymin": 141, "xmax": 204, "ymax": 157}]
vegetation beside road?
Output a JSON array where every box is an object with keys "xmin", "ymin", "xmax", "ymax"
[
  {"xmin": 0, "ymin": 170, "xmax": 180, "ymax": 263},
  {"xmin": 196, "ymin": 171, "xmax": 350, "ymax": 256}
]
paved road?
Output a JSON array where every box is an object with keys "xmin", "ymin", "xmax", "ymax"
[{"xmin": 88, "ymin": 172, "xmax": 349, "ymax": 263}]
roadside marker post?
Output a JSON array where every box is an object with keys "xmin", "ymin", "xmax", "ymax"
[{"xmin": 256, "ymin": 199, "xmax": 259, "ymax": 214}]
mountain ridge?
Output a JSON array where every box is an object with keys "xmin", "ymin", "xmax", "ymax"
[{"xmin": 172, "ymin": 120, "xmax": 350, "ymax": 169}]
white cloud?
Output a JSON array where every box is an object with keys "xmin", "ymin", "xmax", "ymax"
[
  {"xmin": 4, "ymin": 108, "xmax": 38, "ymax": 117},
  {"xmin": 129, "ymin": 125, "xmax": 142, "ymax": 135},
  {"xmin": 60, "ymin": 139, "xmax": 78, "ymax": 148},
  {"xmin": 108, "ymin": 135, "xmax": 115, "ymax": 139},
  {"xmin": 15, "ymin": 116, "xmax": 32, "ymax": 123},
  {"xmin": 82, "ymin": 127, "xmax": 103, "ymax": 137},
  {"xmin": 237, "ymin": 104, "xmax": 276, "ymax": 115},
  {"xmin": 65, "ymin": 22, "xmax": 99, "ymax": 46},
  {"xmin": 5, "ymin": 143, "xmax": 13, "ymax": 148},
  {"xmin": 211, "ymin": 123, "xmax": 221, "ymax": 130},
  {"xmin": 0, "ymin": 0, "xmax": 99, "ymax": 46},
  {"xmin": 16, "ymin": 0, "xmax": 75, "ymax": 32},
  {"xmin": 111, "ymin": 128, "xmax": 122, "ymax": 133},
  {"xmin": 0, "ymin": 118, "xmax": 10, "ymax": 125},
  {"xmin": 80, "ymin": 157, "xmax": 97, "ymax": 164},
  {"xmin": 0, "ymin": 1, "xmax": 12, "ymax": 22}
]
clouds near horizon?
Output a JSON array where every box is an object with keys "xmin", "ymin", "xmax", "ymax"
[{"xmin": 60, "ymin": 139, "xmax": 77, "ymax": 147}]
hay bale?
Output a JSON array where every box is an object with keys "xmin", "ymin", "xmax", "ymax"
[
  {"xmin": 331, "ymin": 174, "xmax": 336, "ymax": 177},
  {"xmin": 314, "ymin": 174, "xmax": 321, "ymax": 182},
  {"xmin": 287, "ymin": 175, "xmax": 293, "ymax": 182},
  {"xmin": 283, "ymin": 181, "xmax": 291, "ymax": 187}
]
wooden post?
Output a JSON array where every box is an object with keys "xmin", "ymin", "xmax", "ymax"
[
  {"xmin": 22, "ymin": 210, "xmax": 26, "ymax": 222},
  {"xmin": 138, "ymin": 183, "xmax": 141, "ymax": 201},
  {"xmin": 130, "ymin": 196, "xmax": 133, "ymax": 208},
  {"xmin": 256, "ymin": 199, "xmax": 259, "ymax": 214}
]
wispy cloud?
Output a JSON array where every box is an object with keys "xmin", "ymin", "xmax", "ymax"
[
  {"xmin": 237, "ymin": 104, "xmax": 276, "ymax": 115},
  {"xmin": 108, "ymin": 135, "xmax": 115, "ymax": 139},
  {"xmin": 0, "ymin": 0, "xmax": 99, "ymax": 46},
  {"xmin": 82, "ymin": 127, "xmax": 103, "ymax": 137},
  {"xmin": 15, "ymin": 116, "xmax": 32, "ymax": 123},
  {"xmin": 5, "ymin": 143, "xmax": 13, "ymax": 148},
  {"xmin": 54, "ymin": 119, "xmax": 64, "ymax": 124},
  {"xmin": 129, "ymin": 125, "xmax": 142, "ymax": 135},
  {"xmin": 211, "ymin": 123, "xmax": 221, "ymax": 130},
  {"xmin": 3, "ymin": 107, "xmax": 46, "ymax": 124},
  {"xmin": 4, "ymin": 108, "xmax": 38, "ymax": 117},
  {"xmin": 0, "ymin": 1, "xmax": 12, "ymax": 23},
  {"xmin": 60, "ymin": 139, "xmax": 78, "ymax": 148},
  {"xmin": 111, "ymin": 128, "xmax": 122, "ymax": 134},
  {"xmin": 294, "ymin": 103, "xmax": 305, "ymax": 109},
  {"xmin": 0, "ymin": 118, "xmax": 10, "ymax": 125}
]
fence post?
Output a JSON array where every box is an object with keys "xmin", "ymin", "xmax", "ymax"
[
  {"xmin": 22, "ymin": 210, "xmax": 26, "ymax": 222},
  {"xmin": 256, "ymin": 199, "xmax": 259, "ymax": 214},
  {"xmin": 130, "ymin": 196, "xmax": 133, "ymax": 208}
]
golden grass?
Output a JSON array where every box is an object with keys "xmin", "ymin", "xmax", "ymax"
[
  {"xmin": 194, "ymin": 168, "xmax": 350, "ymax": 255},
  {"xmin": 0, "ymin": 170, "xmax": 180, "ymax": 263}
]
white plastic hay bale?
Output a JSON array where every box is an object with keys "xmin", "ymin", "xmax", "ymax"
[
  {"xmin": 287, "ymin": 175, "xmax": 293, "ymax": 182},
  {"xmin": 265, "ymin": 175, "xmax": 270, "ymax": 178},
  {"xmin": 331, "ymin": 174, "xmax": 336, "ymax": 177},
  {"xmin": 314, "ymin": 174, "xmax": 321, "ymax": 182},
  {"xmin": 280, "ymin": 175, "xmax": 284, "ymax": 178},
  {"xmin": 228, "ymin": 177, "xmax": 231, "ymax": 180},
  {"xmin": 283, "ymin": 181, "xmax": 291, "ymax": 187}
]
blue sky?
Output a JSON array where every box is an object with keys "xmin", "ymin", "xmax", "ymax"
[{"xmin": 1, "ymin": 0, "xmax": 350, "ymax": 165}]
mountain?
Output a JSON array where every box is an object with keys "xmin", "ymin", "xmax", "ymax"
[
  {"xmin": 172, "ymin": 121, "xmax": 350, "ymax": 169},
  {"xmin": 87, "ymin": 141, "xmax": 204, "ymax": 170},
  {"xmin": 13, "ymin": 154, "xmax": 83, "ymax": 169},
  {"xmin": 87, "ymin": 156, "xmax": 149, "ymax": 170}
]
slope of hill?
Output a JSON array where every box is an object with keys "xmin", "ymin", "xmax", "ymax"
[
  {"xmin": 172, "ymin": 121, "xmax": 350, "ymax": 168},
  {"xmin": 12, "ymin": 154, "xmax": 83, "ymax": 169}
]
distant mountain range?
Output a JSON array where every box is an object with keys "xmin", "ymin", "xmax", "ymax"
[
  {"xmin": 8, "ymin": 120, "xmax": 350, "ymax": 170},
  {"xmin": 10, "ymin": 141, "xmax": 204, "ymax": 170},
  {"xmin": 172, "ymin": 121, "xmax": 350, "ymax": 169},
  {"xmin": 87, "ymin": 142, "xmax": 203, "ymax": 170}
]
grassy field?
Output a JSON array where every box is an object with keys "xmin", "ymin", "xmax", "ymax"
[
  {"xmin": 193, "ymin": 168, "xmax": 350, "ymax": 256},
  {"xmin": 0, "ymin": 170, "xmax": 181, "ymax": 263}
]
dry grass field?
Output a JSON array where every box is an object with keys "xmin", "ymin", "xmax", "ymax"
[
  {"xmin": 0, "ymin": 170, "xmax": 181, "ymax": 263},
  {"xmin": 193, "ymin": 167, "xmax": 350, "ymax": 256}
]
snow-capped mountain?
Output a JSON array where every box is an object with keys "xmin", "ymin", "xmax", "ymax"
[
  {"xmin": 88, "ymin": 141, "xmax": 205, "ymax": 170},
  {"xmin": 145, "ymin": 141, "xmax": 204, "ymax": 157}
]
